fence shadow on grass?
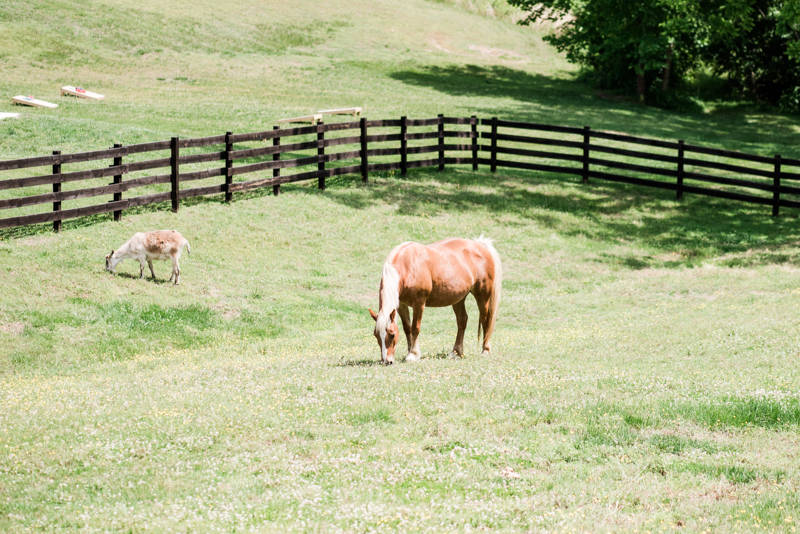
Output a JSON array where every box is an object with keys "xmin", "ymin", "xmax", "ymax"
[
  {"xmin": 311, "ymin": 169, "xmax": 800, "ymax": 269},
  {"xmin": 0, "ymin": 191, "xmax": 267, "ymax": 240},
  {"xmin": 4, "ymin": 166, "xmax": 798, "ymax": 269}
]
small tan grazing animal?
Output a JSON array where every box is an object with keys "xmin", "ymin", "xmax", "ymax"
[{"xmin": 105, "ymin": 230, "xmax": 191, "ymax": 285}]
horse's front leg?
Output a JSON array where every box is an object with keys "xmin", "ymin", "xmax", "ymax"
[
  {"xmin": 397, "ymin": 303, "xmax": 413, "ymax": 356},
  {"xmin": 451, "ymin": 297, "xmax": 468, "ymax": 357},
  {"xmin": 405, "ymin": 303, "xmax": 425, "ymax": 362}
]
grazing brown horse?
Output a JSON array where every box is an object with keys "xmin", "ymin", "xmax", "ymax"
[{"xmin": 369, "ymin": 237, "xmax": 502, "ymax": 364}]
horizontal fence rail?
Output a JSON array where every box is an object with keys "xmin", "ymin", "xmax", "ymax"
[{"xmin": 1, "ymin": 115, "xmax": 798, "ymax": 231}]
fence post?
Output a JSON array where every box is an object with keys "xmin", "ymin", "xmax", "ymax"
[
  {"xmin": 52, "ymin": 150, "xmax": 61, "ymax": 233},
  {"xmin": 112, "ymin": 144, "xmax": 123, "ymax": 221},
  {"xmin": 438, "ymin": 114, "xmax": 445, "ymax": 171},
  {"xmin": 318, "ymin": 121, "xmax": 326, "ymax": 190},
  {"xmin": 490, "ymin": 117, "xmax": 498, "ymax": 173},
  {"xmin": 773, "ymin": 154, "xmax": 782, "ymax": 217},
  {"xmin": 582, "ymin": 126, "xmax": 590, "ymax": 184},
  {"xmin": 400, "ymin": 116, "xmax": 408, "ymax": 177},
  {"xmin": 273, "ymin": 126, "xmax": 281, "ymax": 196},
  {"xmin": 170, "ymin": 137, "xmax": 180, "ymax": 213},
  {"xmin": 225, "ymin": 132, "xmax": 233, "ymax": 203},
  {"xmin": 471, "ymin": 116, "xmax": 478, "ymax": 171},
  {"xmin": 677, "ymin": 140, "xmax": 685, "ymax": 200},
  {"xmin": 360, "ymin": 117, "xmax": 368, "ymax": 183}
]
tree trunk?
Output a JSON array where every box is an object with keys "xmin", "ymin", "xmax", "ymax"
[
  {"xmin": 662, "ymin": 44, "xmax": 674, "ymax": 92},
  {"xmin": 637, "ymin": 69, "xmax": 646, "ymax": 101}
]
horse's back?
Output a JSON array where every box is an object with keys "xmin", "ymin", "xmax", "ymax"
[
  {"xmin": 430, "ymin": 237, "xmax": 495, "ymax": 273},
  {"xmin": 392, "ymin": 238, "xmax": 497, "ymax": 307}
]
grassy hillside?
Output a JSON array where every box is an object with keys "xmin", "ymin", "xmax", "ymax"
[
  {"xmin": 0, "ymin": 0, "xmax": 554, "ymax": 157},
  {"xmin": 2, "ymin": 0, "xmax": 799, "ymax": 160},
  {"xmin": 1, "ymin": 1, "xmax": 800, "ymax": 533}
]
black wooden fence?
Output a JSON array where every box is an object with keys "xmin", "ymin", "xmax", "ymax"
[{"xmin": 1, "ymin": 116, "xmax": 799, "ymax": 232}]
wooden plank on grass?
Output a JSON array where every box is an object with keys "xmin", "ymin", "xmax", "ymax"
[
  {"xmin": 60, "ymin": 86, "xmax": 105, "ymax": 100},
  {"xmin": 277, "ymin": 114, "xmax": 323, "ymax": 125},
  {"xmin": 318, "ymin": 107, "xmax": 362, "ymax": 117},
  {"xmin": 0, "ymin": 113, "xmax": 20, "ymax": 120},
  {"xmin": 12, "ymin": 96, "xmax": 58, "ymax": 108}
]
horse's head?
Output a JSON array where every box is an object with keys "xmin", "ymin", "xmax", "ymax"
[{"xmin": 369, "ymin": 308, "xmax": 398, "ymax": 364}]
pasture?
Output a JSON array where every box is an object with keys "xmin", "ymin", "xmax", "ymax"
[
  {"xmin": 2, "ymin": 0, "xmax": 800, "ymax": 532},
  {"xmin": 2, "ymin": 171, "xmax": 800, "ymax": 532}
]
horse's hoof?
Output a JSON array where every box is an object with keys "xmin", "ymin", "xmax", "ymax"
[
  {"xmin": 449, "ymin": 351, "xmax": 464, "ymax": 359},
  {"xmin": 405, "ymin": 353, "xmax": 420, "ymax": 362}
]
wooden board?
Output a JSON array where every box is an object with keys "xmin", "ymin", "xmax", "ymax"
[
  {"xmin": 12, "ymin": 96, "xmax": 58, "ymax": 109},
  {"xmin": 277, "ymin": 114, "xmax": 323, "ymax": 125},
  {"xmin": 0, "ymin": 113, "xmax": 20, "ymax": 120},
  {"xmin": 318, "ymin": 107, "xmax": 362, "ymax": 117},
  {"xmin": 61, "ymin": 86, "xmax": 105, "ymax": 100}
]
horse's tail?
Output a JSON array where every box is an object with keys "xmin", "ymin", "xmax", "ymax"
[{"xmin": 474, "ymin": 236, "xmax": 502, "ymax": 348}]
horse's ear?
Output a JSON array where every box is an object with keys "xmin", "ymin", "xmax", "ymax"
[
  {"xmin": 369, "ymin": 309, "xmax": 378, "ymax": 321},
  {"xmin": 389, "ymin": 309, "xmax": 396, "ymax": 323}
]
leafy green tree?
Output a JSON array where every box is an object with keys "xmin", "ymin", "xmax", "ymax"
[
  {"xmin": 511, "ymin": 0, "xmax": 800, "ymax": 108},
  {"xmin": 779, "ymin": 0, "xmax": 800, "ymax": 60},
  {"xmin": 704, "ymin": 0, "xmax": 800, "ymax": 107},
  {"xmin": 508, "ymin": 0, "xmax": 709, "ymax": 100}
]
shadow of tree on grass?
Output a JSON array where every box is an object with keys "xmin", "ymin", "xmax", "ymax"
[
  {"xmin": 390, "ymin": 64, "xmax": 800, "ymax": 156},
  {"xmin": 307, "ymin": 168, "xmax": 800, "ymax": 268}
]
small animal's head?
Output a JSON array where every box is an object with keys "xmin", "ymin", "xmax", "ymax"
[
  {"xmin": 369, "ymin": 308, "xmax": 398, "ymax": 365},
  {"xmin": 105, "ymin": 250, "xmax": 116, "ymax": 273}
]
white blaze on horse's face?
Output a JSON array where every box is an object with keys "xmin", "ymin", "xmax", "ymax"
[{"xmin": 369, "ymin": 308, "xmax": 398, "ymax": 365}]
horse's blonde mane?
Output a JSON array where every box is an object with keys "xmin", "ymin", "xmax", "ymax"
[
  {"xmin": 472, "ymin": 234, "xmax": 494, "ymax": 248},
  {"xmin": 376, "ymin": 261, "xmax": 401, "ymax": 335}
]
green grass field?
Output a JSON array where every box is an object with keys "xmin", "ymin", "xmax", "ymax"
[{"xmin": 2, "ymin": 1, "xmax": 800, "ymax": 532}]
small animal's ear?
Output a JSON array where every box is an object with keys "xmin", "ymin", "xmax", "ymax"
[
  {"xmin": 389, "ymin": 309, "xmax": 396, "ymax": 323},
  {"xmin": 369, "ymin": 309, "xmax": 378, "ymax": 321},
  {"xmin": 110, "ymin": 250, "xmax": 114, "ymax": 255}
]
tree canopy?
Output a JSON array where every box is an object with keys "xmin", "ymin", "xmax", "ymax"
[{"xmin": 509, "ymin": 0, "xmax": 800, "ymax": 108}]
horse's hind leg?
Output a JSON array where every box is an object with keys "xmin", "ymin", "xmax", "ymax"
[
  {"xmin": 451, "ymin": 297, "xmax": 468, "ymax": 357},
  {"xmin": 474, "ymin": 291, "xmax": 493, "ymax": 354}
]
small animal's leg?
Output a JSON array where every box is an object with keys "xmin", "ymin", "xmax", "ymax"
[
  {"xmin": 397, "ymin": 303, "xmax": 413, "ymax": 355},
  {"xmin": 138, "ymin": 258, "xmax": 146, "ymax": 279},
  {"xmin": 147, "ymin": 259, "xmax": 156, "ymax": 280},
  {"xmin": 451, "ymin": 297, "xmax": 468, "ymax": 357},
  {"xmin": 405, "ymin": 303, "xmax": 425, "ymax": 362},
  {"xmin": 172, "ymin": 257, "xmax": 180, "ymax": 285}
]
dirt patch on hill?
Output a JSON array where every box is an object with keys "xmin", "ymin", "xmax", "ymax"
[
  {"xmin": 426, "ymin": 34, "xmax": 528, "ymax": 63},
  {"xmin": 466, "ymin": 44, "xmax": 527, "ymax": 62},
  {"xmin": 0, "ymin": 322, "xmax": 24, "ymax": 335}
]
